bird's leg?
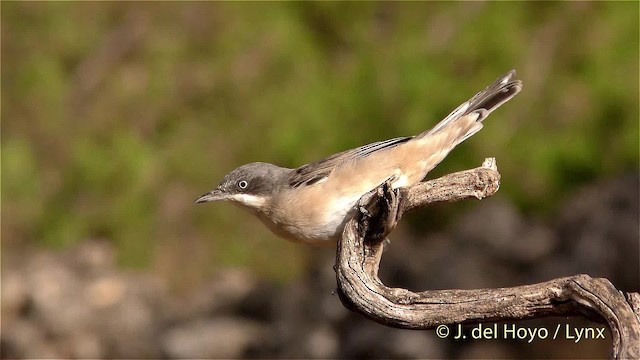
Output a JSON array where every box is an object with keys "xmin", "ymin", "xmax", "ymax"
[{"xmin": 355, "ymin": 180, "xmax": 403, "ymax": 244}]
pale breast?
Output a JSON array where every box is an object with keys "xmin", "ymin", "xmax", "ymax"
[{"xmin": 264, "ymin": 184, "xmax": 364, "ymax": 244}]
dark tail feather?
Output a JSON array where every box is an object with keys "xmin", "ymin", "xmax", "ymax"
[{"xmin": 419, "ymin": 70, "xmax": 523, "ymax": 140}]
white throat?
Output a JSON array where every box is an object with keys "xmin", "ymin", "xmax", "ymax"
[{"xmin": 229, "ymin": 193, "xmax": 269, "ymax": 212}]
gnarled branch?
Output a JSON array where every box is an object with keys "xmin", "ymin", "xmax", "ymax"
[{"xmin": 335, "ymin": 158, "xmax": 640, "ymax": 359}]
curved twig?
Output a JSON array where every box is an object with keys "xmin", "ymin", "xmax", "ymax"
[{"xmin": 335, "ymin": 158, "xmax": 640, "ymax": 359}]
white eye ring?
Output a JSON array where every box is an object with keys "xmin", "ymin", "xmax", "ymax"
[{"xmin": 238, "ymin": 180, "xmax": 248, "ymax": 189}]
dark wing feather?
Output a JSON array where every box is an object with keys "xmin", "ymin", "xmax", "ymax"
[{"xmin": 289, "ymin": 136, "xmax": 412, "ymax": 188}]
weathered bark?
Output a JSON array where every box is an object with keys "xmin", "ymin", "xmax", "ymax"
[{"xmin": 335, "ymin": 158, "xmax": 640, "ymax": 359}]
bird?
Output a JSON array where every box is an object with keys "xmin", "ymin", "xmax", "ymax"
[{"xmin": 195, "ymin": 70, "xmax": 522, "ymax": 245}]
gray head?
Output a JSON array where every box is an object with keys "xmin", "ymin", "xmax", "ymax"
[{"xmin": 194, "ymin": 162, "xmax": 290, "ymax": 211}]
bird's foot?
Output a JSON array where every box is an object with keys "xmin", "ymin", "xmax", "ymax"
[{"xmin": 356, "ymin": 180, "xmax": 402, "ymax": 244}]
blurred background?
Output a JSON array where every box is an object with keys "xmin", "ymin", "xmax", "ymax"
[{"xmin": 2, "ymin": 2, "xmax": 638, "ymax": 359}]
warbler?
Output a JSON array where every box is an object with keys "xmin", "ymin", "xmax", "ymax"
[{"xmin": 196, "ymin": 70, "xmax": 522, "ymax": 244}]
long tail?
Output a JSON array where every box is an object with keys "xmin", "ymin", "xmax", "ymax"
[
  {"xmin": 409, "ymin": 70, "xmax": 522, "ymax": 176},
  {"xmin": 417, "ymin": 69, "xmax": 522, "ymax": 142}
]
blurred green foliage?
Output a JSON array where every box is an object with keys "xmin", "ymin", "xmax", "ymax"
[{"xmin": 2, "ymin": 2, "xmax": 638, "ymax": 283}]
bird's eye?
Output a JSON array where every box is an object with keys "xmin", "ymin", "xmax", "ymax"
[{"xmin": 238, "ymin": 180, "xmax": 248, "ymax": 189}]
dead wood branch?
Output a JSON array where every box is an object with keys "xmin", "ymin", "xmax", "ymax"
[{"xmin": 335, "ymin": 158, "xmax": 640, "ymax": 359}]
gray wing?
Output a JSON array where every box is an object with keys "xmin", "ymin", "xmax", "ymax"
[{"xmin": 289, "ymin": 136, "xmax": 412, "ymax": 188}]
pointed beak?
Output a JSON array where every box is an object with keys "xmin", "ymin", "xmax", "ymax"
[{"xmin": 194, "ymin": 189, "xmax": 227, "ymax": 204}]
